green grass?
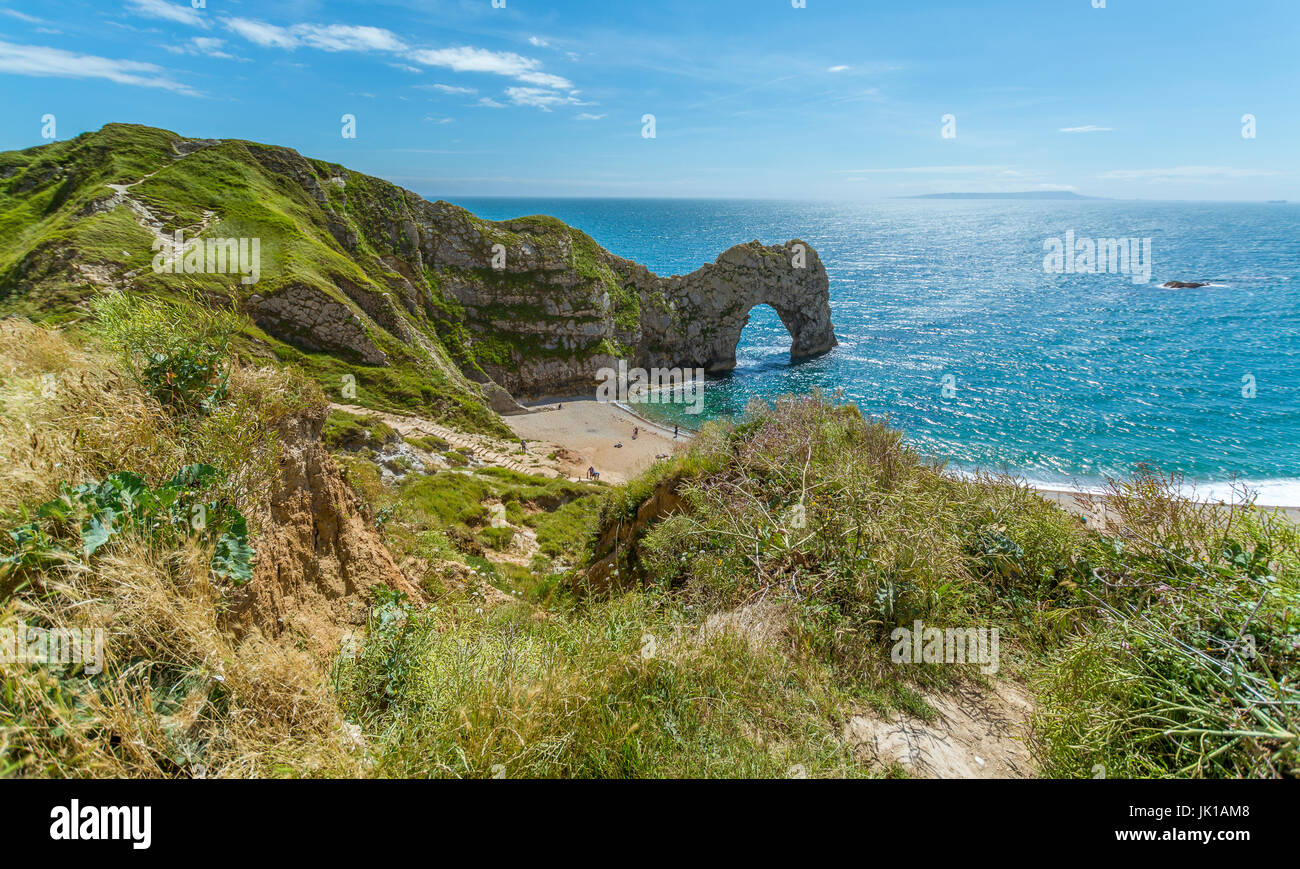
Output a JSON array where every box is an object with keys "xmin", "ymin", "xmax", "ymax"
[
  {"xmin": 322, "ymin": 410, "xmax": 397, "ymax": 452},
  {"xmin": 527, "ymin": 496, "xmax": 603, "ymax": 560},
  {"xmin": 6, "ymin": 310, "xmax": 1295, "ymax": 778},
  {"xmin": 579, "ymin": 394, "xmax": 1300, "ymax": 778},
  {"xmin": 0, "ymin": 122, "xmax": 711, "ymax": 434},
  {"xmin": 405, "ymin": 434, "xmax": 450, "ymax": 453},
  {"xmin": 479, "ymin": 526, "xmax": 515, "ymax": 551},
  {"xmin": 0, "ymin": 124, "xmax": 515, "ymax": 438},
  {"xmin": 399, "ymin": 472, "xmax": 493, "ymax": 529},
  {"xmin": 334, "ymin": 588, "xmax": 868, "ymax": 778},
  {"xmin": 4, "ymin": 124, "xmax": 1297, "ymax": 779}
]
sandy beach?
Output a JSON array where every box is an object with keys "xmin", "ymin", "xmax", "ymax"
[
  {"xmin": 504, "ymin": 397, "xmax": 689, "ymax": 484},
  {"xmin": 506, "ymin": 399, "xmax": 1300, "ymax": 522}
]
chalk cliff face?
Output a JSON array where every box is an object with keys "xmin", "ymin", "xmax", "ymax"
[
  {"xmin": 0, "ymin": 123, "xmax": 837, "ymax": 416},
  {"xmin": 314, "ymin": 181, "xmax": 837, "ymax": 397}
]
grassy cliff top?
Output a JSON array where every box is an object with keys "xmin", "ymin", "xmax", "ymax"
[{"xmin": 0, "ymin": 123, "xmax": 656, "ymax": 435}]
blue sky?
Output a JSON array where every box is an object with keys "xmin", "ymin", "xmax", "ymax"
[{"xmin": 1, "ymin": 0, "xmax": 1297, "ymax": 200}]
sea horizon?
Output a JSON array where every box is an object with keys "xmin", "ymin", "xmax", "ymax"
[{"xmin": 434, "ymin": 194, "xmax": 1295, "ymax": 205}]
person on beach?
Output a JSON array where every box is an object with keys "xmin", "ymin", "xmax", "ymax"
[
  {"xmin": 673, "ymin": 425, "xmax": 679, "ymax": 439},
  {"xmin": 587, "ymin": 466, "xmax": 595, "ymax": 480},
  {"xmin": 632, "ymin": 426, "xmax": 639, "ymax": 440}
]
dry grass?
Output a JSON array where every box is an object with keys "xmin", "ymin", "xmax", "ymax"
[
  {"xmin": 0, "ymin": 318, "xmax": 182, "ymax": 514},
  {"xmin": 0, "ymin": 317, "xmax": 353, "ymax": 778},
  {"xmin": 2, "ymin": 535, "xmax": 361, "ymax": 777}
]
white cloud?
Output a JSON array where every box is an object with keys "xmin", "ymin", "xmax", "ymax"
[
  {"xmin": 1, "ymin": 9, "xmax": 45, "ymax": 24},
  {"xmin": 192, "ymin": 37, "xmax": 226, "ymax": 54},
  {"xmin": 0, "ymin": 40, "xmax": 199, "ymax": 95},
  {"xmin": 128, "ymin": 0, "xmax": 208, "ymax": 29},
  {"xmin": 425, "ymin": 116, "xmax": 455, "ymax": 124},
  {"xmin": 423, "ymin": 83, "xmax": 478, "ymax": 95},
  {"xmin": 407, "ymin": 46, "xmax": 572, "ymax": 91},
  {"xmin": 505, "ymin": 86, "xmax": 584, "ymax": 110},
  {"xmin": 516, "ymin": 71, "xmax": 574, "ymax": 89},
  {"xmin": 827, "ymin": 65, "xmax": 850, "ymax": 72},
  {"xmin": 477, "ymin": 97, "xmax": 506, "ymax": 108},
  {"xmin": 218, "ymin": 21, "xmax": 577, "ymax": 103},
  {"xmin": 294, "ymin": 24, "xmax": 406, "ymax": 52},
  {"xmin": 165, "ymin": 36, "xmax": 235, "ymax": 59},
  {"xmin": 528, "ymin": 36, "xmax": 549, "ymax": 48},
  {"xmin": 1060, "ymin": 125, "xmax": 1112, "ymax": 133},
  {"xmin": 576, "ymin": 113, "xmax": 606, "ymax": 121},
  {"xmin": 223, "ymin": 18, "xmax": 297, "ymax": 49},
  {"xmin": 221, "ymin": 19, "xmax": 405, "ymax": 52}
]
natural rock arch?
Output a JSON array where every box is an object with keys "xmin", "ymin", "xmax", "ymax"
[{"xmin": 636, "ymin": 239, "xmax": 838, "ymax": 374}]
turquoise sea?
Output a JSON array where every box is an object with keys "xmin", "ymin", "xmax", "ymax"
[{"xmin": 451, "ymin": 198, "xmax": 1300, "ymax": 503}]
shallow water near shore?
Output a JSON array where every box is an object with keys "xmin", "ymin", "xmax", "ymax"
[{"xmin": 452, "ymin": 197, "xmax": 1300, "ymax": 503}]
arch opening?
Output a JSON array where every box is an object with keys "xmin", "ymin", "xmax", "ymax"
[
  {"xmin": 706, "ymin": 301, "xmax": 808, "ymax": 374},
  {"xmin": 730, "ymin": 303, "xmax": 794, "ymax": 372}
]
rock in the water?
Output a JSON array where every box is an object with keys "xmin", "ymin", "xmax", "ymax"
[{"xmin": 1162, "ymin": 281, "xmax": 1209, "ymax": 289}]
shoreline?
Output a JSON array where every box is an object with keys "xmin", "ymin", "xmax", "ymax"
[
  {"xmin": 504, "ymin": 396, "xmax": 691, "ymax": 484},
  {"xmin": 505, "ymin": 397, "xmax": 1300, "ymax": 520}
]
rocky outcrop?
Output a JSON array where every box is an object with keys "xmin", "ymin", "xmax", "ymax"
[
  {"xmin": 1162, "ymin": 281, "xmax": 1209, "ymax": 289},
  {"xmin": 327, "ymin": 184, "xmax": 838, "ymax": 396},
  {"xmin": 248, "ymin": 284, "xmax": 388, "ymax": 365},
  {"xmin": 227, "ymin": 406, "xmax": 420, "ymax": 658},
  {"xmin": 638, "ymin": 240, "xmax": 836, "ymax": 375}
]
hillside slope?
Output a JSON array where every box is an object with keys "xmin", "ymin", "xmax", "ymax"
[{"xmin": 0, "ymin": 123, "xmax": 835, "ymax": 429}]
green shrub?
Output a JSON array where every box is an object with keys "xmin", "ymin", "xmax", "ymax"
[
  {"xmin": 479, "ymin": 526, "xmax": 515, "ymax": 551},
  {"xmin": 595, "ymin": 396, "xmax": 1300, "ymax": 778},
  {"xmin": 91, "ymin": 290, "xmax": 241, "ymax": 414},
  {"xmin": 1031, "ymin": 472, "xmax": 1300, "ymax": 778},
  {"xmin": 406, "ymin": 435, "xmax": 451, "ymax": 453},
  {"xmin": 1, "ymin": 464, "xmax": 253, "ymax": 583},
  {"xmin": 323, "ymin": 410, "xmax": 397, "ymax": 451}
]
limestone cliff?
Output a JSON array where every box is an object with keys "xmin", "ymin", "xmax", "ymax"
[{"xmin": 0, "ymin": 123, "xmax": 837, "ymax": 417}]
